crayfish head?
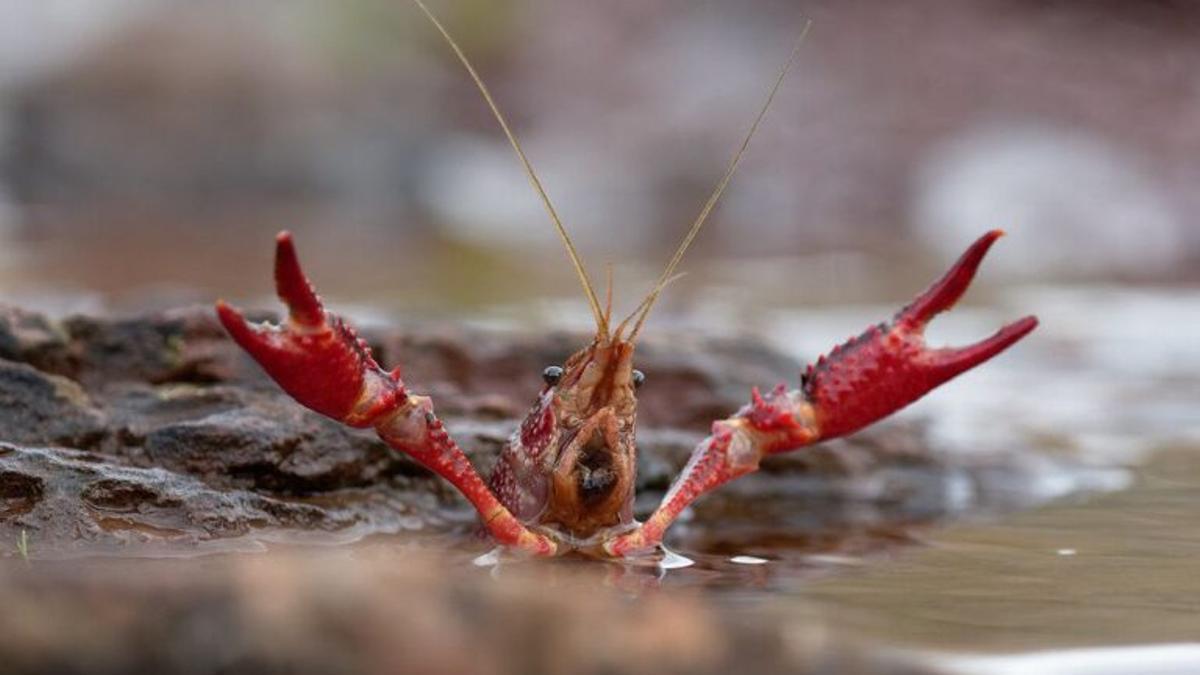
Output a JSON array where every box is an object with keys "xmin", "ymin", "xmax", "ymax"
[{"xmin": 531, "ymin": 335, "xmax": 640, "ymax": 541}]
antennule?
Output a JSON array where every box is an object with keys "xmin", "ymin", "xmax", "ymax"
[
  {"xmin": 411, "ymin": 0, "xmax": 608, "ymax": 336},
  {"xmin": 622, "ymin": 18, "xmax": 812, "ymax": 342}
]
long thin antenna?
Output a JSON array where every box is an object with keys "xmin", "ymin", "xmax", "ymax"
[
  {"xmin": 603, "ymin": 262, "xmax": 614, "ymax": 329},
  {"xmin": 619, "ymin": 18, "xmax": 812, "ymax": 342},
  {"xmin": 411, "ymin": 0, "xmax": 608, "ymax": 335}
]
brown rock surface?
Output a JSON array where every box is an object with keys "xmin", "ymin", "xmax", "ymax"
[{"xmin": 0, "ymin": 303, "xmax": 1050, "ymax": 559}]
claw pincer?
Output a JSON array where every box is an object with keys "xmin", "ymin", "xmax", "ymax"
[
  {"xmin": 216, "ymin": 233, "xmax": 403, "ymax": 426},
  {"xmin": 217, "ymin": 232, "xmax": 557, "ymax": 556},
  {"xmin": 803, "ymin": 230, "xmax": 1038, "ymax": 439},
  {"xmin": 607, "ymin": 230, "xmax": 1037, "ymax": 556}
]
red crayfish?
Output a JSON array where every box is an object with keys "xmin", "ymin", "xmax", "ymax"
[{"xmin": 216, "ymin": 1, "xmax": 1037, "ymax": 557}]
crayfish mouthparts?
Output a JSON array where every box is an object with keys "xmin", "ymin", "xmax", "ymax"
[{"xmin": 542, "ymin": 419, "xmax": 636, "ymax": 539}]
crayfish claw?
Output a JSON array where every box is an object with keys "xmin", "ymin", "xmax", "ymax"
[
  {"xmin": 897, "ymin": 229, "xmax": 1004, "ymax": 329},
  {"xmin": 274, "ymin": 230, "xmax": 325, "ymax": 328},
  {"xmin": 216, "ymin": 234, "xmax": 392, "ymax": 424},
  {"xmin": 215, "ymin": 299, "xmax": 274, "ymax": 354},
  {"xmin": 803, "ymin": 231, "xmax": 1037, "ymax": 440},
  {"xmin": 219, "ymin": 231, "xmax": 555, "ymax": 554},
  {"xmin": 924, "ymin": 315, "xmax": 1038, "ymax": 380}
]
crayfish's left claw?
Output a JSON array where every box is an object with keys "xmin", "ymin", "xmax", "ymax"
[
  {"xmin": 803, "ymin": 229, "xmax": 1037, "ymax": 439},
  {"xmin": 895, "ymin": 228, "xmax": 1004, "ymax": 328},
  {"xmin": 886, "ymin": 229, "xmax": 1041, "ymax": 377},
  {"xmin": 605, "ymin": 231, "xmax": 1037, "ymax": 557},
  {"xmin": 921, "ymin": 314, "xmax": 1038, "ymax": 384}
]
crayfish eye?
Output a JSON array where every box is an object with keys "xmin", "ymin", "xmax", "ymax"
[
  {"xmin": 542, "ymin": 365, "xmax": 564, "ymax": 386},
  {"xmin": 632, "ymin": 369, "xmax": 645, "ymax": 389}
]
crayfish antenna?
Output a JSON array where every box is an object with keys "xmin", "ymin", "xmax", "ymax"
[
  {"xmin": 603, "ymin": 262, "xmax": 614, "ymax": 330},
  {"xmin": 409, "ymin": 0, "xmax": 608, "ymax": 337},
  {"xmin": 621, "ymin": 17, "xmax": 812, "ymax": 343}
]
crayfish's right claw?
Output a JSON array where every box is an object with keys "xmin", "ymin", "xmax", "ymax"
[{"xmin": 216, "ymin": 232, "xmax": 404, "ymax": 426}]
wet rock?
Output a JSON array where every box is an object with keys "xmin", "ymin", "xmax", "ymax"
[
  {"xmin": 0, "ymin": 469, "xmax": 43, "ymax": 518},
  {"xmin": 0, "ymin": 303, "xmax": 962, "ymax": 557},
  {"xmin": 0, "ymin": 443, "xmax": 423, "ymax": 558},
  {"xmin": 133, "ymin": 390, "xmax": 402, "ymax": 493},
  {"xmin": 0, "ymin": 306, "xmax": 72, "ymax": 373},
  {"xmin": 0, "ymin": 304, "xmax": 233, "ymax": 385},
  {"xmin": 0, "ymin": 358, "xmax": 106, "ymax": 447}
]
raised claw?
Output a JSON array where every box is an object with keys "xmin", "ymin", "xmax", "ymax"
[
  {"xmin": 605, "ymin": 231, "xmax": 1037, "ymax": 556},
  {"xmin": 802, "ymin": 229, "xmax": 1038, "ymax": 439},
  {"xmin": 273, "ymin": 230, "xmax": 325, "ymax": 328},
  {"xmin": 216, "ymin": 231, "xmax": 404, "ymax": 427},
  {"xmin": 218, "ymin": 231, "xmax": 557, "ymax": 555}
]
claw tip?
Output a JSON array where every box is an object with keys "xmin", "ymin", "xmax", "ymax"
[{"xmin": 981, "ymin": 229, "xmax": 1006, "ymax": 247}]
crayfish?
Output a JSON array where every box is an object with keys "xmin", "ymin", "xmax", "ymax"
[{"xmin": 216, "ymin": 1, "xmax": 1038, "ymax": 557}]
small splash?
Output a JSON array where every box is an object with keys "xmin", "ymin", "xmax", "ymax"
[
  {"xmin": 1056, "ymin": 548, "xmax": 1076, "ymax": 556},
  {"xmin": 657, "ymin": 546, "xmax": 695, "ymax": 570},
  {"xmin": 472, "ymin": 547, "xmax": 503, "ymax": 567},
  {"xmin": 730, "ymin": 555, "xmax": 769, "ymax": 565}
]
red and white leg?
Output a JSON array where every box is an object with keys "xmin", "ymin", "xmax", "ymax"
[
  {"xmin": 217, "ymin": 232, "xmax": 556, "ymax": 556},
  {"xmin": 607, "ymin": 230, "xmax": 1037, "ymax": 556}
]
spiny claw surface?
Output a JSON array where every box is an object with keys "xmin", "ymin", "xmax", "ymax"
[
  {"xmin": 802, "ymin": 229, "xmax": 1037, "ymax": 440},
  {"xmin": 219, "ymin": 232, "xmax": 556, "ymax": 555},
  {"xmin": 216, "ymin": 231, "xmax": 404, "ymax": 426}
]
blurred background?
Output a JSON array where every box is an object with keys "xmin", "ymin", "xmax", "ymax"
[
  {"xmin": 0, "ymin": 0, "xmax": 1196, "ymax": 319},
  {"xmin": 2, "ymin": 3, "xmax": 1199, "ymax": 672}
]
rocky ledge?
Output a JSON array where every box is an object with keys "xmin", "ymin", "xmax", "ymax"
[{"xmin": 0, "ymin": 304, "xmax": 1063, "ymax": 559}]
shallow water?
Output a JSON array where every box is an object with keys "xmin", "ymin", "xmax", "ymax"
[
  {"xmin": 745, "ymin": 285, "xmax": 1200, "ymax": 664},
  {"xmin": 3, "ymin": 225, "xmax": 1199, "ymax": 672},
  {"xmin": 803, "ymin": 445, "xmax": 1200, "ymax": 651},
  {"xmin": 460, "ymin": 284, "xmax": 1200, "ymax": 668}
]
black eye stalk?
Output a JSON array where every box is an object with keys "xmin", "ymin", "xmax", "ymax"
[
  {"xmin": 632, "ymin": 370, "xmax": 645, "ymax": 389},
  {"xmin": 542, "ymin": 365, "xmax": 564, "ymax": 386}
]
